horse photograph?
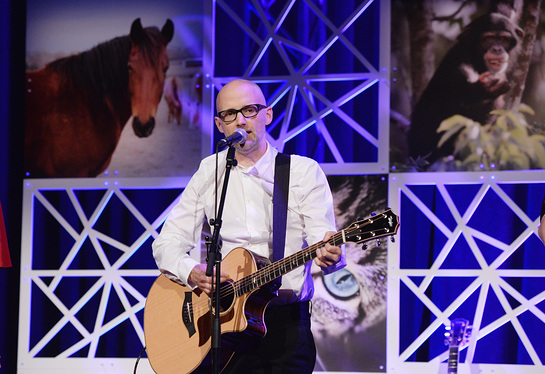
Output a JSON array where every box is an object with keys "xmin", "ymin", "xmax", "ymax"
[
  {"xmin": 24, "ymin": 0, "xmax": 207, "ymax": 178},
  {"xmin": 24, "ymin": 18, "xmax": 173, "ymax": 178}
]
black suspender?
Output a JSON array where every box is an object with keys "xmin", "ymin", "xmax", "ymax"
[{"xmin": 272, "ymin": 152, "xmax": 290, "ymax": 288}]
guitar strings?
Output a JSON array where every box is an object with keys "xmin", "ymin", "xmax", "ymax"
[
  {"xmin": 184, "ymin": 212, "xmax": 394, "ymax": 317},
  {"xmin": 186, "ymin": 213, "xmax": 394, "ymax": 316}
]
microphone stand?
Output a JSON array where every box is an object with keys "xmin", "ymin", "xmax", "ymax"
[{"xmin": 205, "ymin": 144, "xmax": 237, "ymax": 374}]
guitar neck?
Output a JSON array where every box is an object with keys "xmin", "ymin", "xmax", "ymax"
[
  {"xmin": 447, "ymin": 346, "xmax": 459, "ymax": 374},
  {"xmin": 232, "ymin": 209, "xmax": 398, "ymax": 297},
  {"xmin": 234, "ymin": 238, "xmax": 329, "ymax": 296}
]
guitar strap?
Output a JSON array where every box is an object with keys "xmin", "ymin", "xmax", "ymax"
[{"xmin": 272, "ymin": 152, "xmax": 290, "ymax": 290}]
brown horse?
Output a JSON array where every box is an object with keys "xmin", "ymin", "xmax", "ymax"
[{"xmin": 24, "ymin": 18, "xmax": 174, "ymax": 177}]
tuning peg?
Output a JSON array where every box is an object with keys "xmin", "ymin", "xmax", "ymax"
[
  {"xmin": 376, "ymin": 240, "xmax": 381, "ymax": 247},
  {"xmin": 444, "ymin": 332, "xmax": 451, "ymax": 344},
  {"xmin": 390, "ymin": 237, "xmax": 395, "ymax": 243},
  {"xmin": 371, "ymin": 212, "xmax": 377, "ymax": 216},
  {"xmin": 362, "ymin": 243, "xmax": 368, "ymax": 250}
]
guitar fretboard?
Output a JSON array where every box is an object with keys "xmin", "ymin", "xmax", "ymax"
[
  {"xmin": 235, "ymin": 241, "xmax": 321, "ymax": 296},
  {"xmin": 233, "ymin": 209, "xmax": 397, "ymax": 297},
  {"xmin": 447, "ymin": 346, "xmax": 459, "ymax": 373}
]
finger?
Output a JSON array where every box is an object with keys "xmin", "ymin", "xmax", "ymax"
[
  {"xmin": 313, "ymin": 257, "xmax": 326, "ymax": 268},
  {"xmin": 322, "ymin": 245, "xmax": 341, "ymax": 265},
  {"xmin": 322, "ymin": 232, "xmax": 334, "ymax": 243},
  {"xmin": 315, "ymin": 246, "xmax": 334, "ymax": 267}
]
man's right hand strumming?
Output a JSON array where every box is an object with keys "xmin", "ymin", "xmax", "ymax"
[{"xmin": 188, "ymin": 263, "xmax": 229, "ymax": 296}]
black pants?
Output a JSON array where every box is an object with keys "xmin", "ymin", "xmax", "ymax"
[{"xmin": 222, "ymin": 301, "xmax": 316, "ymax": 374}]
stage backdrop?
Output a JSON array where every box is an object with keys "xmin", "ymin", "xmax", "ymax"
[{"xmin": 18, "ymin": 1, "xmax": 545, "ymax": 374}]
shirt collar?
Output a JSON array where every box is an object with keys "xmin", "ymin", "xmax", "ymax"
[{"xmin": 242, "ymin": 142, "xmax": 278, "ymax": 180}]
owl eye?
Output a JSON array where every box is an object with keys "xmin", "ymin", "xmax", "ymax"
[{"xmin": 323, "ymin": 268, "xmax": 359, "ymax": 300}]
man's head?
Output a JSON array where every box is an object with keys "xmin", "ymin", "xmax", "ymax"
[{"xmin": 215, "ymin": 79, "xmax": 273, "ymax": 156}]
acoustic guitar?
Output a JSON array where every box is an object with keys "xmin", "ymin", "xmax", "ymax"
[
  {"xmin": 444, "ymin": 318, "xmax": 472, "ymax": 374},
  {"xmin": 144, "ymin": 209, "xmax": 399, "ymax": 374}
]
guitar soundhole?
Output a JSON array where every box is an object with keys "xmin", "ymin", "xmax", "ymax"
[{"xmin": 216, "ymin": 280, "xmax": 235, "ymax": 316}]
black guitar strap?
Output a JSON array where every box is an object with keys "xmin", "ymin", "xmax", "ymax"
[{"xmin": 272, "ymin": 152, "xmax": 290, "ymax": 290}]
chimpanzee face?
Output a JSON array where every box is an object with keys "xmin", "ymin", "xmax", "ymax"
[
  {"xmin": 481, "ymin": 31, "xmax": 515, "ymax": 52},
  {"xmin": 481, "ymin": 31, "xmax": 514, "ymax": 73}
]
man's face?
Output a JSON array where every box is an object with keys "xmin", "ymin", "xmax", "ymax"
[{"xmin": 214, "ymin": 82, "xmax": 272, "ymax": 156}]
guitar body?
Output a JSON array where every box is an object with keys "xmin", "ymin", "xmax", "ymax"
[{"xmin": 144, "ymin": 247, "xmax": 275, "ymax": 374}]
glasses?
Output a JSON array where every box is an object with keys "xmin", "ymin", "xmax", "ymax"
[{"xmin": 217, "ymin": 104, "xmax": 268, "ymax": 123}]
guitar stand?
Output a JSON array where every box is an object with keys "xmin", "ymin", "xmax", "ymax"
[{"xmin": 205, "ymin": 145, "xmax": 238, "ymax": 374}]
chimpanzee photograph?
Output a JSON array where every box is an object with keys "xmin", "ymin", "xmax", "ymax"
[
  {"xmin": 409, "ymin": 11, "xmax": 522, "ymax": 164},
  {"xmin": 390, "ymin": 0, "xmax": 545, "ymax": 171}
]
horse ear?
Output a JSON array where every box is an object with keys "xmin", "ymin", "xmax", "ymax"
[
  {"xmin": 130, "ymin": 18, "xmax": 145, "ymax": 43},
  {"xmin": 161, "ymin": 19, "xmax": 174, "ymax": 44}
]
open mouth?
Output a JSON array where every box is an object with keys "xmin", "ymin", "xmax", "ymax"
[{"xmin": 487, "ymin": 58, "xmax": 505, "ymax": 71}]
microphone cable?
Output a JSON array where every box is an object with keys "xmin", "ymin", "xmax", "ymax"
[{"xmin": 133, "ymin": 346, "xmax": 146, "ymax": 374}]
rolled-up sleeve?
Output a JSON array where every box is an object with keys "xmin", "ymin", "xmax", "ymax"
[{"xmin": 292, "ymin": 156, "xmax": 346, "ymax": 274}]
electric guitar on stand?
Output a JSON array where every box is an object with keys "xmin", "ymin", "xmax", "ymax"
[
  {"xmin": 144, "ymin": 209, "xmax": 399, "ymax": 374},
  {"xmin": 444, "ymin": 318, "xmax": 472, "ymax": 374}
]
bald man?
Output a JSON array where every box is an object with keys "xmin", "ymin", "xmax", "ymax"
[{"xmin": 152, "ymin": 79, "xmax": 345, "ymax": 373}]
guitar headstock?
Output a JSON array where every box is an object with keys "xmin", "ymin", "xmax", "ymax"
[
  {"xmin": 445, "ymin": 318, "xmax": 472, "ymax": 348},
  {"xmin": 343, "ymin": 209, "xmax": 399, "ymax": 246}
]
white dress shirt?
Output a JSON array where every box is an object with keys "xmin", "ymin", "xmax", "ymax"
[{"xmin": 152, "ymin": 142, "xmax": 345, "ymax": 304}]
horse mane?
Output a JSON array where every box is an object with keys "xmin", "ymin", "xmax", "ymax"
[{"xmin": 46, "ymin": 27, "xmax": 164, "ymax": 106}]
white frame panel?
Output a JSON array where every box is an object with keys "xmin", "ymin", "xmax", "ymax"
[
  {"xmin": 210, "ymin": 0, "xmax": 390, "ymax": 175},
  {"xmin": 388, "ymin": 170, "xmax": 545, "ymax": 374},
  {"xmin": 18, "ymin": 177, "xmax": 193, "ymax": 374}
]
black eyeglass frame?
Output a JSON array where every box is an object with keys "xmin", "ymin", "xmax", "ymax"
[{"xmin": 216, "ymin": 104, "xmax": 268, "ymax": 123}]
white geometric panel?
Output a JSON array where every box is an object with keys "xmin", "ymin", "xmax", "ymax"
[
  {"xmin": 209, "ymin": 0, "xmax": 390, "ymax": 175},
  {"xmin": 387, "ymin": 170, "xmax": 545, "ymax": 374},
  {"xmin": 17, "ymin": 177, "xmax": 192, "ymax": 374}
]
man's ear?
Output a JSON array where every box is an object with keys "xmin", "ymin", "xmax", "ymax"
[
  {"xmin": 265, "ymin": 107, "xmax": 273, "ymax": 125},
  {"xmin": 214, "ymin": 117, "xmax": 225, "ymax": 134}
]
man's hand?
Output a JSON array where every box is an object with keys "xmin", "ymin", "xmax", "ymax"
[
  {"xmin": 188, "ymin": 263, "xmax": 229, "ymax": 296},
  {"xmin": 314, "ymin": 231, "xmax": 342, "ymax": 268}
]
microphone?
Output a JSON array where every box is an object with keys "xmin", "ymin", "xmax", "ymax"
[{"xmin": 218, "ymin": 128, "xmax": 248, "ymax": 146}]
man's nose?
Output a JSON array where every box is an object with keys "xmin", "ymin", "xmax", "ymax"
[{"xmin": 234, "ymin": 113, "xmax": 247, "ymax": 126}]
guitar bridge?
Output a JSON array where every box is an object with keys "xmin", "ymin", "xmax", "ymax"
[{"xmin": 182, "ymin": 291, "xmax": 196, "ymax": 337}]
